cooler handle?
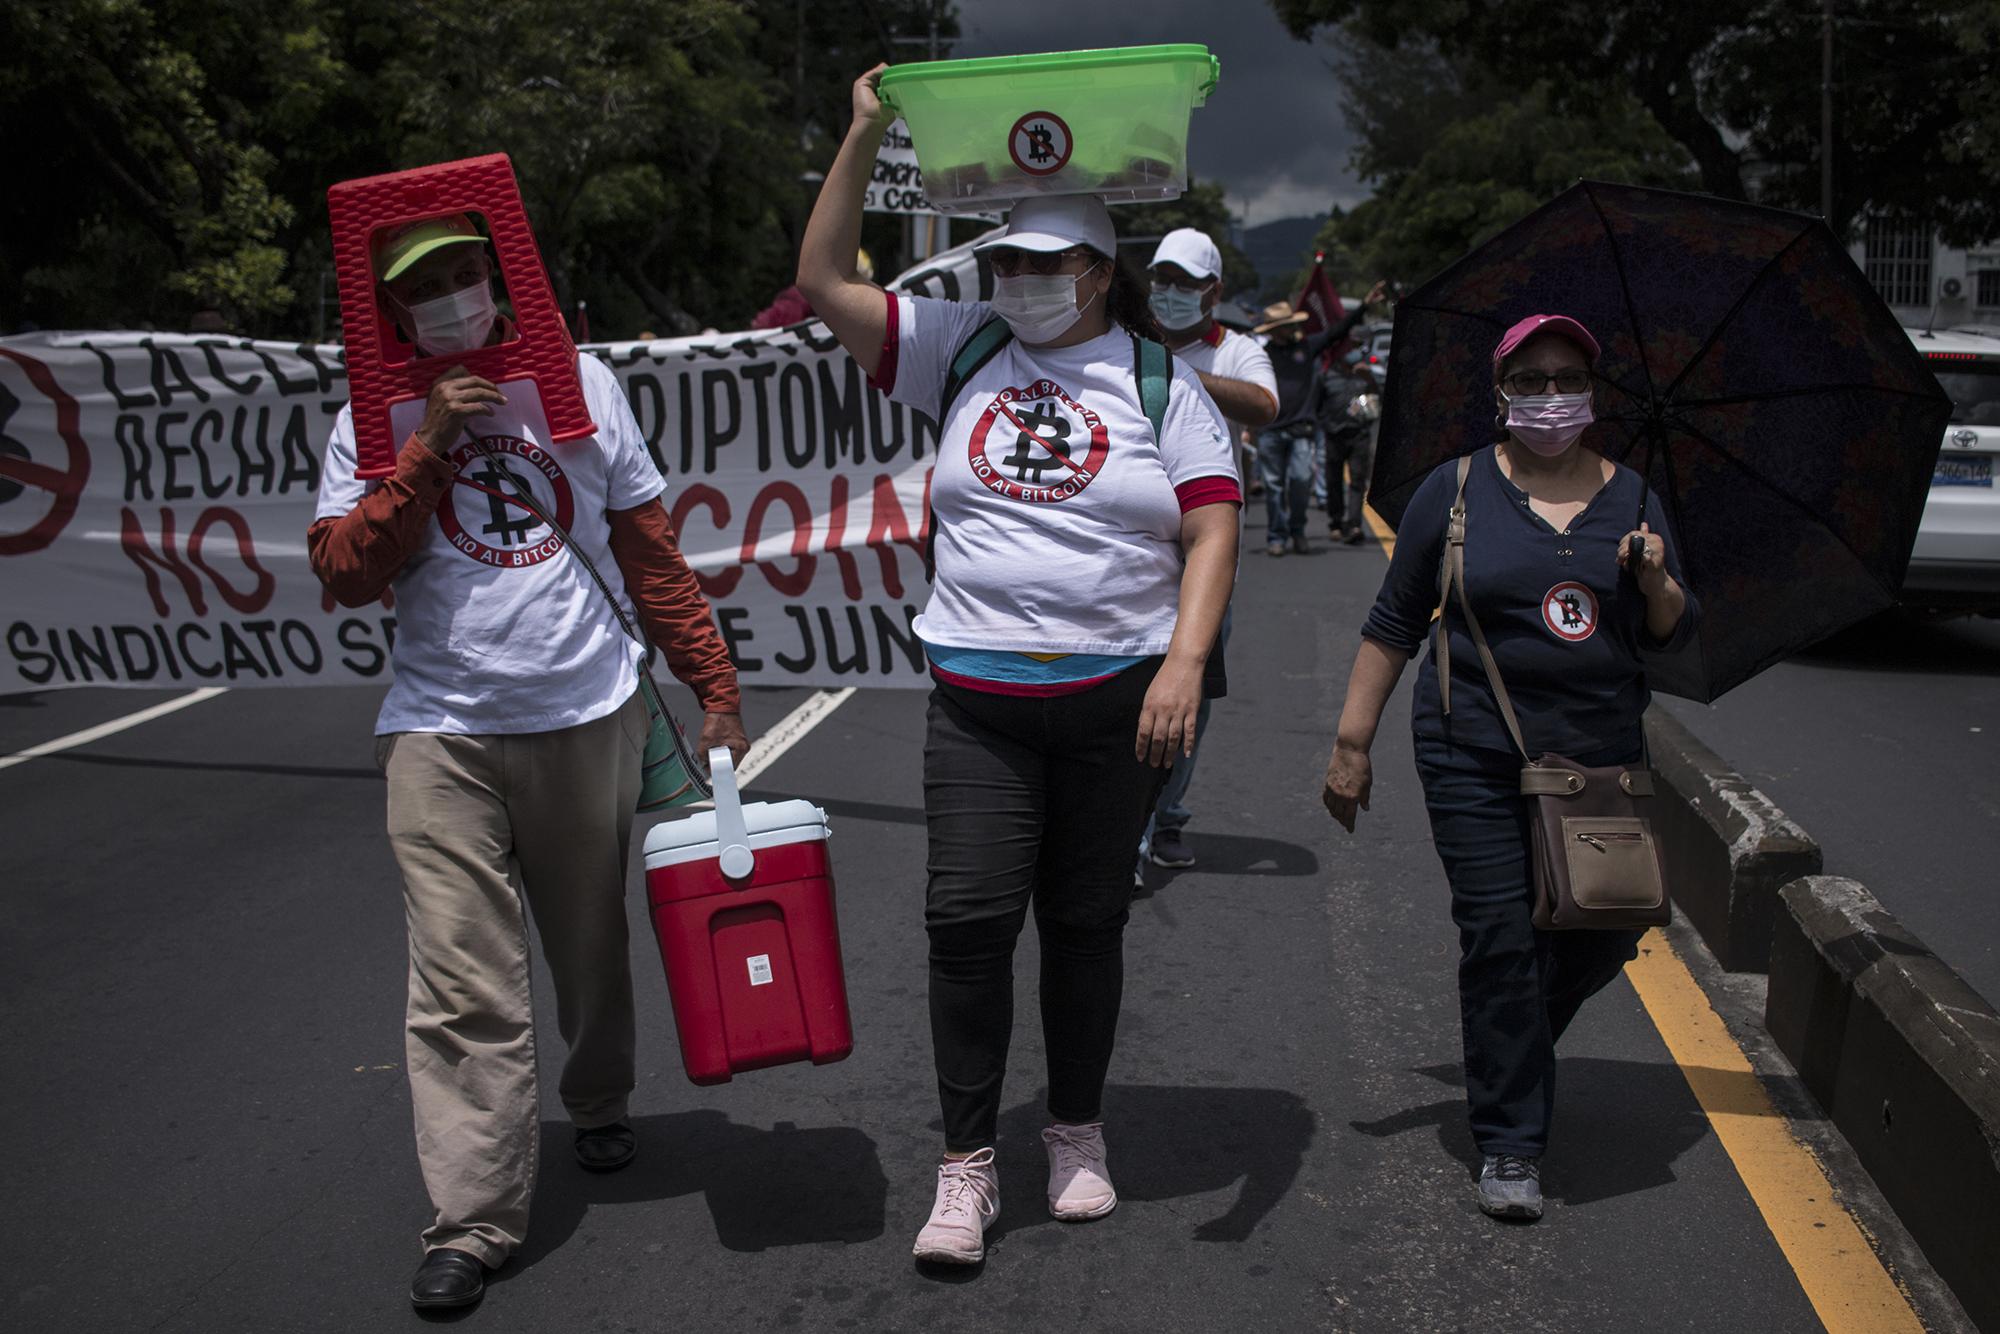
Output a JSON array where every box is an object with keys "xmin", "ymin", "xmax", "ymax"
[{"xmin": 708, "ymin": 747, "xmax": 756, "ymax": 880}]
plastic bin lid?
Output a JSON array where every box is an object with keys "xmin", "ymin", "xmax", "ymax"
[
  {"xmin": 879, "ymin": 44, "xmax": 1219, "ymax": 101},
  {"xmin": 643, "ymin": 798, "xmax": 827, "ymax": 856}
]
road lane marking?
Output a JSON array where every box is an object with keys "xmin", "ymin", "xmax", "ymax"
[
  {"xmin": 1357, "ymin": 518, "xmax": 1921, "ymax": 1328},
  {"xmin": 0, "ymin": 687, "xmax": 229, "ymax": 773},
  {"xmin": 739, "ymin": 687, "xmax": 854, "ymax": 785},
  {"xmin": 676, "ymin": 687, "xmax": 856, "ymax": 810},
  {"xmin": 1626, "ymin": 931, "xmax": 1924, "ymax": 1333}
]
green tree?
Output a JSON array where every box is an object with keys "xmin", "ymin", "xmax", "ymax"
[
  {"xmin": 1314, "ymin": 42, "xmax": 1696, "ymax": 285},
  {"xmin": 1270, "ymin": 0, "xmax": 2000, "ymax": 245}
]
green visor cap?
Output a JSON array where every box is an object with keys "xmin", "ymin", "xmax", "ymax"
[{"xmin": 373, "ymin": 213, "xmax": 487, "ymax": 282}]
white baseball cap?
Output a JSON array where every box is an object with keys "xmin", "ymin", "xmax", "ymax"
[
  {"xmin": 974, "ymin": 194, "xmax": 1117, "ymax": 258},
  {"xmin": 1148, "ymin": 227, "xmax": 1221, "ymax": 282}
]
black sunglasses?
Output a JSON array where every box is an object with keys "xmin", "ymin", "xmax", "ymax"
[{"xmin": 987, "ymin": 247, "xmax": 1094, "ymax": 278}]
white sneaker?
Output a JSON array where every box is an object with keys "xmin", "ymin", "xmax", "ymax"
[
  {"xmin": 1043, "ymin": 1122, "xmax": 1117, "ymax": 1220},
  {"xmin": 912, "ymin": 1148, "xmax": 999, "ymax": 1264}
]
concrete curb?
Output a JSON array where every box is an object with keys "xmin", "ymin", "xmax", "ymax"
[
  {"xmin": 1643, "ymin": 706, "xmax": 1823, "ymax": 972},
  {"xmin": 1767, "ymin": 877, "xmax": 2000, "ymax": 1333}
]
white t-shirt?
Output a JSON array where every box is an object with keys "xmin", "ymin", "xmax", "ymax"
[
  {"xmin": 316, "ymin": 354, "xmax": 664, "ymax": 735},
  {"xmin": 1174, "ymin": 325, "xmax": 1277, "ymax": 415},
  {"xmin": 882, "ymin": 294, "xmax": 1235, "ymax": 656}
]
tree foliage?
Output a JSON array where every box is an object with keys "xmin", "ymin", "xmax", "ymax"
[
  {"xmin": 1, "ymin": 0, "xmax": 959, "ymax": 338},
  {"xmin": 1314, "ymin": 41, "xmax": 1696, "ymax": 286},
  {"xmin": 1271, "ymin": 0, "xmax": 2000, "ymax": 247}
]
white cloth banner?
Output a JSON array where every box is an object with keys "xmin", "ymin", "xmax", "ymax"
[{"xmin": 0, "ymin": 241, "xmax": 994, "ymax": 694}]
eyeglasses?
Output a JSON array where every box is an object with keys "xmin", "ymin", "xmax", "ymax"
[
  {"xmin": 1149, "ymin": 271, "xmax": 1207, "ymax": 293},
  {"xmin": 1501, "ymin": 369, "xmax": 1592, "ymax": 396},
  {"xmin": 987, "ymin": 247, "xmax": 1092, "ymax": 278}
]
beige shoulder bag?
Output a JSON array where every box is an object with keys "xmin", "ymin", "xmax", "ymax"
[{"xmin": 1437, "ymin": 453, "xmax": 1670, "ymax": 931}]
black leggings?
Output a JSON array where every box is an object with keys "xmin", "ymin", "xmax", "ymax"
[{"xmin": 923, "ymin": 660, "xmax": 1169, "ymax": 1151}]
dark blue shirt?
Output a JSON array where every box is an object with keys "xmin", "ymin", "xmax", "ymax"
[{"xmin": 1360, "ymin": 448, "xmax": 1700, "ymax": 757}]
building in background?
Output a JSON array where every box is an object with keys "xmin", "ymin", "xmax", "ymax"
[{"xmin": 1856, "ymin": 220, "xmax": 2000, "ymax": 329}]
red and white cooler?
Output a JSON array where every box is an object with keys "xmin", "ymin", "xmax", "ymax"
[{"xmin": 642, "ymin": 748, "xmax": 853, "ymax": 1085}]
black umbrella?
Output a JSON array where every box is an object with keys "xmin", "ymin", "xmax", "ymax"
[{"xmin": 1369, "ymin": 180, "xmax": 1952, "ymax": 701}]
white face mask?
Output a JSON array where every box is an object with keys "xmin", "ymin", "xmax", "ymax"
[
  {"xmin": 990, "ymin": 263, "xmax": 1102, "ymax": 344},
  {"xmin": 398, "ymin": 281, "xmax": 498, "ymax": 355}
]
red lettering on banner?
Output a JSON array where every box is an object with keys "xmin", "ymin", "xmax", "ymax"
[
  {"xmin": 186, "ymin": 506, "xmax": 275, "ymax": 613},
  {"xmin": 121, "ymin": 507, "xmax": 208, "ymax": 616},
  {"xmin": 865, "ymin": 471, "xmax": 926, "ymax": 599},
  {"xmin": 823, "ymin": 475, "xmax": 863, "ymax": 601},
  {"xmin": 741, "ymin": 482, "xmax": 816, "ymax": 597},
  {"xmin": 670, "ymin": 484, "xmax": 739, "ymax": 597}
]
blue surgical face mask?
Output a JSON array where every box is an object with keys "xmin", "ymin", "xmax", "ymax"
[{"xmin": 1150, "ymin": 283, "xmax": 1206, "ymax": 331}]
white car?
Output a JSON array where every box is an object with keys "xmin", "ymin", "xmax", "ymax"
[{"xmin": 1904, "ymin": 326, "xmax": 2000, "ymax": 613}]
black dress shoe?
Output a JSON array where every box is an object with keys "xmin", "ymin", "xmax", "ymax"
[
  {"xmin": 575, "ymin": 1121, "xmax": 637, "ymax": 1172},
  {"xmin": 410, "ymin": 1247, "xmax": 485, "ymax": 1309}
]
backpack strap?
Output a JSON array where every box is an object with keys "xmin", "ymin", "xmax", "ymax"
[
  {"xmin": 941, "ymin": 317, "xmax": 1013, "ymax": 421},
  {"xmin": 1132, "ymin": 333, "xmax": 1172, "ymax": 445},
  {"xmin": 926, "ymin": 317, "xmax": 1014, "ymax": 581}
]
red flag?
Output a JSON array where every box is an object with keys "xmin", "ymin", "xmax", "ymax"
[{"xmin": 1295, "ymin": 252, "xmax": 1351, "ymax": 367}]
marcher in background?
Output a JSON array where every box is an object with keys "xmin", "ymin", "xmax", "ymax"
[
  {"xmin": 1138, "ymin": 227, "xmax": 1278, "ymax": 875},
  {"xmin": 797, "ymin": 66, "xmax": 1240, "ymax": 1268},
  {"xmin": 1254, "ymin": 281, "xmax": 1386, "ymax": 556},
  {"xmin": 1318, "ymin": 348, "xmax": 1376, "ymax": 545},
  {"xmin": 307, "ymin": 215, "xmax": 749, "ymax": 1311},
  {"xmin": 1320, "ymin": 314, "xmax": 1698, "ymax": 1222}
]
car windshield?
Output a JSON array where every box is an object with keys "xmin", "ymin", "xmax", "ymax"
[{"xmin": 1935, "ymin": 367, "xmax": 2000, "ymax": 426}]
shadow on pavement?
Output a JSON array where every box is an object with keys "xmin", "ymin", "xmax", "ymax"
[
  {"xmin": 513, "ymin": 1109, "xmax": 886, "ymax": 1274},
  {"xmin": 990, "ymin": 1083, "xmax": 1315, "ymax": 1244},
  {"xmin": 1794, "ymin": 609, "xmax": 2000, "ymax": 677},
  {"xmin": 46, "ymin": 751, "xmax": 382, "ymax": 780},
  {"xmin": 1349, "ymin": 1058, "xmax": 1793, "ymax": 1208}
]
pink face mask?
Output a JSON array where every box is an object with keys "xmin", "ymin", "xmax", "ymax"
[{"xmin": 1503, "ymin": 391, "xmax": 1594, "ymax": 456}]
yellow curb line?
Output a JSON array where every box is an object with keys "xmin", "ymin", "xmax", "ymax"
[{"xmin": 1625, "ymin": 931, "xmax": 1924, "ymax": 1333}]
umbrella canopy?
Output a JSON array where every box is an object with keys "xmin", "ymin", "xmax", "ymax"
[{"xmin": 1369, "ymin": 180, "xmax": 1952, "ymax": 702}]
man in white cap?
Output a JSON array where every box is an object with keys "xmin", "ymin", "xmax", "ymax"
[{"xmin": 1132, "ymin": 227, "xmax": 1278, "ymax": 875}]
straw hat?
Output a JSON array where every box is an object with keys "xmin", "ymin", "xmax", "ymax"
[{"xmin": 1254, "ymin": 300, "xmax": 1311, "ymax": 334}]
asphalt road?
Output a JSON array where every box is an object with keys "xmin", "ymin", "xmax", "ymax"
[
  {"xmin": 1660, "ymin": 611, "xmax": 2000, "ymax": 1006},
  {"xmin": 0, "ymin": 514, "xmax": 1975, "ymax": 1332}
]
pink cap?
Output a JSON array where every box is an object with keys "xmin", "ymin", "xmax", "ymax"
[{"xmin": 1494, "ymin": 314, "xmax": 1600, "ymax": 365}]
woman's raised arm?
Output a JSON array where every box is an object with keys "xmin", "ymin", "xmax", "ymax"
[{"xmin": 797, "ymin": 65, "xmax": 894, "ymax": 376}]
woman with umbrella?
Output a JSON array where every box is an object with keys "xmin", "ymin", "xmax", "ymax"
[{"xmin": 1321, "ymin": 312, "xmax": 1697, "ymax": 1222}]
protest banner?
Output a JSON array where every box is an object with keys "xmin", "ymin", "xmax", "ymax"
[
  {"xmin": 864, "ymin": 121, "xmax": 1001, "ymax": 223},
  {"xmin": 0, "ymin": 240, "xmax": 996, "ymax": 694}
]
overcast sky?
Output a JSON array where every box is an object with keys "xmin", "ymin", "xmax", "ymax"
[{"xmin": 947, "ymin": 0, "xmax": 1368, "ymax": 226}]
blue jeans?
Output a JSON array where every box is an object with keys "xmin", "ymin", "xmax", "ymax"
[
  {"xmin": 1138, "ymin": 610, "xmax": 1233, "ymax": 864},
  {"xmin": 1255, "ymin": 430, "xmax": 1315, "ymax": 541},
  {"xmin": 1413, "ymin": 734, "xmax": 1645, "ymax": 1157}
]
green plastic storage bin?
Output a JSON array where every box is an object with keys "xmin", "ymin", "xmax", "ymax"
[{"xmin": 877, "ymin": 45, "xmax": 1220, "ymax": 213}]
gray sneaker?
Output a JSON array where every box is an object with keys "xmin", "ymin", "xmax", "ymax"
[
  {"xmin": 1478, "ymin": 1154, "xmax": 1544, "ymax": 1221},
  {"xmin": 1149, "ymin": 828, "xmax": 1195, "ymax": 869}
]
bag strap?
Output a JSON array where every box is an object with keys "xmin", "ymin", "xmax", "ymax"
[
  {"xmin": 1438, "ymin": 451, "xmax": 1532, "ymax": 762},
  {"xmin": 1133, "ymin": 332, "xmax": 1172, "ymax": 445}
]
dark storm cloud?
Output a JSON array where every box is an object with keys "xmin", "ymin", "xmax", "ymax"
[{"xmin": 944, "ymin": 0, "xmax": 1369, "ymax": 224}]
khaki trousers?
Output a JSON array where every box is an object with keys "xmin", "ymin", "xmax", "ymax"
[{"xmin": 377, "ymin": 688, "xmax": 646, "ymax": 1266}]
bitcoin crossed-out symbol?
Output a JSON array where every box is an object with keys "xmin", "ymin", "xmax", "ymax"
[
  {"xmin": 471, "ymin": 460, "xmax": 539, "ymax": 545},
  {"xmin": 1002, "ymin": 402, "xmax": 1073, "ymax": 483}
]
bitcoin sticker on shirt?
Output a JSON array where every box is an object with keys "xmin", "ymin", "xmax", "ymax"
[
  {"xmin": 965, "ymin": 380, "xmax": 1110, "ymax": 504},
  {"xmin": 435, "ymin": 434, "xmax": 578, "ymax": 568}
]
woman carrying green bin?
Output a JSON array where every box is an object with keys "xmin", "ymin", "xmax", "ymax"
[{"xmin": 799, "ymin": 65, "xmax": 1241, "ymax": 1266}]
